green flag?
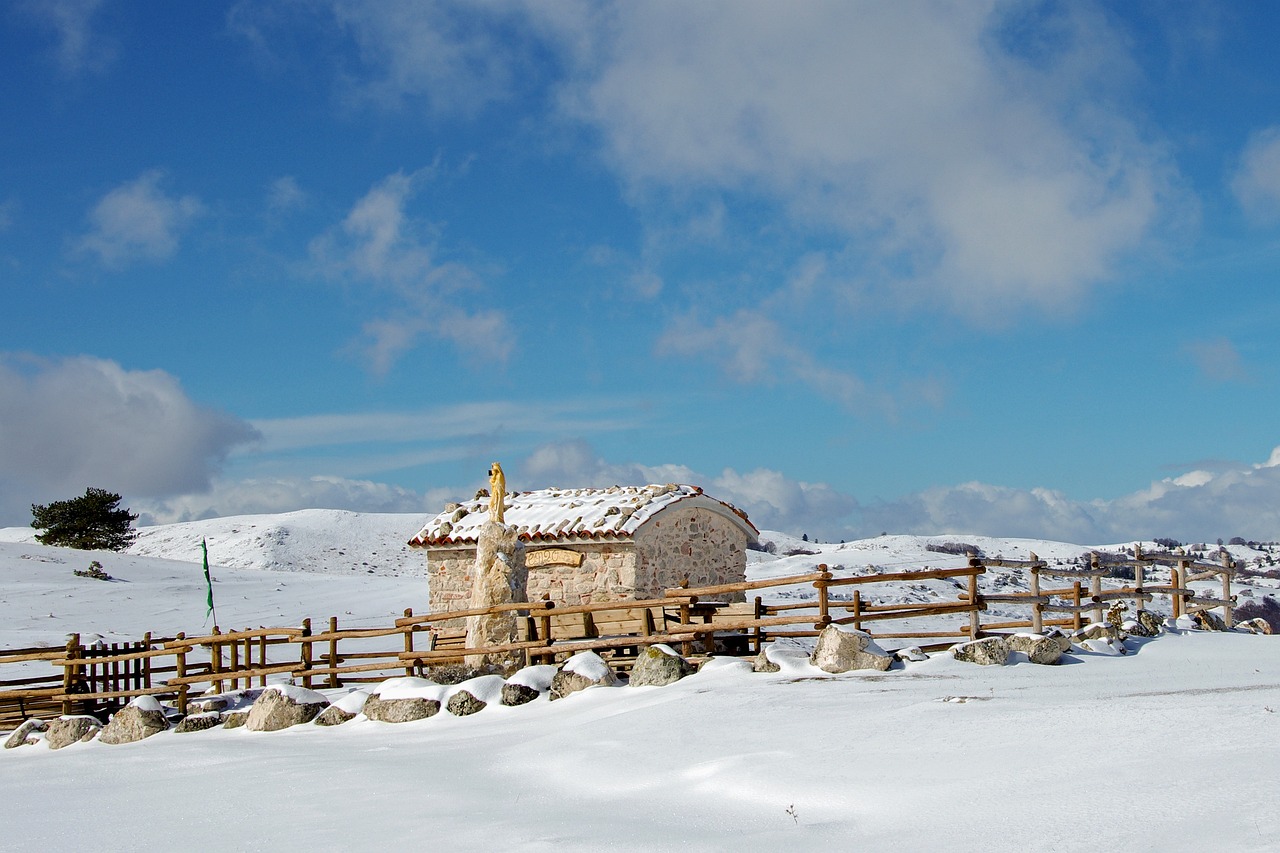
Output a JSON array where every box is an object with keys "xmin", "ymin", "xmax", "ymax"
[{"xmin": 201, "ymin": 538, "xmax": 216, "ymax": 623}]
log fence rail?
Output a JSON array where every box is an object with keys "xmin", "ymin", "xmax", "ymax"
[{"xmin": 0, "ymin": 547, "xmax": 1238, "ymax": 732}]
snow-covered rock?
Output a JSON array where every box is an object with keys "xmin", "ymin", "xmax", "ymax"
[
  {"xmin": 4, "ymin": 718, "xmax": 46, "ymax": 749},
  {"xmin": 550, "ymin": 651, "xmax": 619, "ymax": 700},
  {"xmin": 810, "ymin": 624, "xmax": 893, "ymax": 673},
  {"xmin": 1006, "ymin": 633, "xmax": 1062, "ymax": 665},
  {"xmin": 46, "ymin": 715, "xmax": 101, "ymax": 749},
  {"xmin": 244, "ymin": 685, "xmax": 330, "ymax": 732},
  {"xmin": 629, "ymin": 644, "xmax": 696, "ymax": 686},
  {"xmin": 99, "ymin": 695, "xmax": 168, "ymax": 744},
  {"xmin": 951, "ymin": 637, "xmax": 1011, "ymax": 666}
]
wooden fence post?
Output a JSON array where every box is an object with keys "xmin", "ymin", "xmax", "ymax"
[
  {"xmin": 1089, "ymin": 553, "xmax": 1103, "ymax": 625},
  {"xmin": 1029, "ymin": 561, "xmax": 1043, "ymax": 633},
  {"xmin": 403, "ymin": 608, "xmax": 415, "ymax": 677},
  {"xmin": 174, "ymin": 633, "xmax": 189, "ymax": 716},
  {"xmin": 210, "ymin": 626, "xmax": 224, "ymax": 694},
  {"xmin": 815, "ymin": 565, "xmax": 831, "ymax": 627},
  {"xmin": 752, "ymin": 596, "xmax": 763, "ymax": 654},
  {"xmin": 1133, "ymin": 544, "xmax": 1146, "ymax": 613},
  {"xmin": 228, "ymin": 631, "xmax": 240, "ymax": 692},
  {"xmin": 328, "ymin": 616, "xmax": 339, "ymax": 688},
  {"xmin": 1072, "ymin": 582, "xmax": 1083, "ymax": 632},
  {"xmin": 61, "ymin": 633, "xmax": 81, "ymax": 716},
  {"xmin": 967, "ymin": 558, "xmax": 982, "ymax": 639},
  {"xmin": 679, "ymin": 599, "xmax": 692, "ymax": 658},
  {"xmin": 1172, "ymin": 563, "xmax": 1184, "ymax": 619},
  {"xmin": 300, "ymin": 618, "xmax": 313, "ymax": 689},
  {"xmin": 142, "ymin": 631, "xmax": 153, "ymax": 693},
  {"xmin": 1221, "ymin": 552, "xmax": 1234, "ymax": 629},
  {"xmin": 258, "ymin": 634, "xmax": 267, "ymax": 687},
  {"xmin": 852, "ymin": 590, "xmax": 862, "ymax": 632}
]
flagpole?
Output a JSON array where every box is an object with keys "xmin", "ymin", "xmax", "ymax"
[{"xmin": 202, "ymin": 538, "xmax": 218, "ymax": 628}]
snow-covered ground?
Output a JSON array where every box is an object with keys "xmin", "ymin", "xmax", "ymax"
[{"xmin": 2, "ymin": 511, "xmax": 1279, "ymax": 851}]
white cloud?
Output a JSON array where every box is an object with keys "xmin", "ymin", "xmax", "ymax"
[
  {"xmin": 516, "ymin": 439, "xmax": 857, "ymax": 538},
  {"xmin": 134, "ymin": 475, "xmax": 438, "ymax": 525},
  {"xmin": 657, "ymin": 309, "xmax": 877, "ymax": 413},
  {"xmin": 310, "ymin": 170, "xmax": 514, "ymax": 373},
  {"xmin": 862, "ymin": 448, "xmax": 1280, "ymax": 544},
  {"xmin": 19, "ymin": 0, "xmax": 113, "ymax": 76},
  {"xmin": 1231, "ymin": 126, "xmax": 1280, "ymax": 223},
  {"xmin": 0, "ymin": 354, "xmax": 258, "ymax": 526},
  {"xmin": 266, "ymin": 176, "xmax": 307, "ymax": 213},
  {"xmin": 75, "ymin": 170, "xmax": 204, "ymax": 267},
  {"xmin": 548, "ymin": 2, "xmax": 1178, "ymax": 321},
  {"xmin": 1185, "ymin": 337, "xmax": 1248, "ymax": 383},
  {"xmin": 327, "ymin": 0, "xmax": 521, "ymax": 115}
]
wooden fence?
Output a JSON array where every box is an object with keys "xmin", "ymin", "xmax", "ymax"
[{"xmin": 0, "ymin": 549, "xmax": 1237, "ymax": 732}]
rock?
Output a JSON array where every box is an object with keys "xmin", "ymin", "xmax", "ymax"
[
  {"xmin": 46, "ymin": 715, "xmax": 102, "ymax": 749},
  {"xmin": 629, "ymin": 645, "xmax": 696, "ymax": 687},
  {"xmin": 4, "ymin": 718, "xmax": 46, "ymax": 749},
  {"xmin": 244, "ymin": 686, "xmax": 329, "ymax": 732},
  {"xmin": 187, "ymin": 696, "xmax": 229, "ymax": 714},
  {"xmin": 810, "ymin": 625, "xmax": 893, "ymax": 673},
  {"xmin": 1006, "ymin": 633, "xmax": 1062, "ymax": 665},
  {"xmin": 1239, "ymin": 617, "xmax": 1273, "ymax": 635},
  {"xmin": 1126, "ymin": 609, "xmax": 1162, "ymax": 637},
  {"xmin": 550, "ymin": 651, "xmax": 619, "ymax": 701},
  {"xmin": 1075, "ymin": 623, "xmax": 1123, "ymax": 642},
  {"xmin": 313, "ymin": 705, "xmax": 357, "ymax": 727},
  {"xmin": 446, "ymin": 690, "xmax": 487, "ymax": 716},
  {"xmin": 752, "ymin": 649, "xmax": 781, "ymax": 673},
  {"xmin": 895, "ymin": 646, "xmax": 928, "ymax": 662},
  {"xmin": 98, "ymin": 697, "xmax": 169, "ymax": 745},
  {"xmin": 362, "ymin": 693, "xmax": 440, "ymax": 723},
  {"xmin": 222, "ymin": 711, "xmax": 249, "ymax": 729},
  {"xmin": 1193, "ymin": 610, "xmax": 1228, "ymax": 631},
  {"xmin": 175, "ymin": 712, "xmax": 224, "ymax": 733},
  {"xmin": 951, "ymin": 636, "xmax": 1010, "ymax": 666},
  {"xmin": 500, "ymin": 683, "xmax": 541, "ymax": 706},
  {"xmin": 1042, "ymin": 628, "xmax": 1074, "ymax": 653}
]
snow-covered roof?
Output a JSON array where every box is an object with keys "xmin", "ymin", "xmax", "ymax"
[{"xmin": 409, "ymin": 484, "xmax": 757, "ymax": 547}]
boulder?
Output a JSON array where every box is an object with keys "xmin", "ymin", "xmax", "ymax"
[
  {"xmin": 244, "ymin": 685, "xmax": 329, "ymax": 732},
  {"xmin": 629, "ymin": 645, "xmax": 696, "ymax": 687},
  {"xmin": 895, "ymin": 646, "xmax": 929, "ymax": 663},
  {"xmin": 175, "ymin": 712, "xmax": 224, "ymax": 733},
  {"xmin": 810, "ymin": 625, "xmax": 893, "ymax": 673},
  {"xmin": 1075, "ymin": 623, "xmax": 1123, "ymax": 642},
  {"xmin": 4, "ymin": 718, "xmax": 46, "ymax": 749},
  {"xmin": 99, "ymin": 697, "xmax": 169, "ymax": 745},
  {"xmin": 1239, "ymin": 617, "xmax": 1273, "ymax": 635},
  {"xmin": 550, "ymin": 651, "xmax": 619, "ymax": 701},
  {"xmin": 951, "ymin": 636, "xmax": 1010, "ymax": 666},
  {"xmin": 313, "ymin": 705, "xmax": 357, "ymax": 727},
  {"xmin": 500, "ymin": 683, "xmax": 540, "ymax": 706},
  {"xmin": 1127, "ymin": 609, "xmax": 1162, "ymax": 637},
  {"xmin": 1042, "ymin": 628, "xmax": 1073, "ymax": 653},
  {"xmin": 446, "ymin": 690, "xmax": 487, "ymax": 716},
  {"xmin": 46, "ymin": 715, "xmax": 102, "ymax": 749},
  {"xmin": 1193, "ymin": 610, "xmax": 1228, "ymax": 632},
  {"xmin": 1005, "ymin": 633, "xmax": 1062, "ymax": 665},
  {"xmin": 751, "ymin": 647, "xmax": 781, "ymax": 673},
  {"xmin": 222, "ymin": 711, "xmax": 249, "ymax": 729},
  {"xmin": 362, "ymin": 693, "xmax": 440, "ymax": 723}
]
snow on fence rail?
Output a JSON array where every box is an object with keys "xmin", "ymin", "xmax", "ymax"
[{"xmin": 0, "ymin": 549, "xmax": 1237, "ymax": 731}]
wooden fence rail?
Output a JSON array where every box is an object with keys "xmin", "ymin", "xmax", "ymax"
[{"xmin": 0, "ymin": 548, "xmax": 1240, "ymax": 731}]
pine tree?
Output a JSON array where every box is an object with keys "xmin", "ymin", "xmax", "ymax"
[{"xmin": 30, "ymin": 487, "xmax": 138, "ymax": 551}]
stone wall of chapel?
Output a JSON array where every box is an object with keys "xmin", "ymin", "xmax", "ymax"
[
  {"xmin": 632, "ymin": 507, "xmax": 748, "ymax": 599},
  {"xmin": 426, "ymin": 541, "xmax": 639, "ymax": 618}
]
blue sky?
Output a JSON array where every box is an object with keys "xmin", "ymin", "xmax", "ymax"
[{"xmin": 4, "ymin": 0, "xmax": 1280, "ymax": 543}]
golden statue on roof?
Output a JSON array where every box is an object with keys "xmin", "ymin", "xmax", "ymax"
[{"xmin": 488, "ymin": 462, "xmax": 506, "ymax": 524}]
